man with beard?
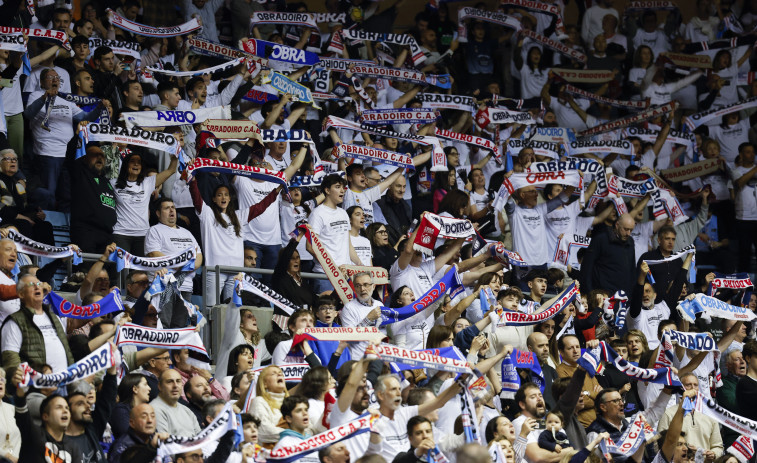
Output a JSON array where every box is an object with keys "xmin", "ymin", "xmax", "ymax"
[
  {"xmin": 340, "ymin": 272, "xmax": 386, "ymax": 359},
  {"xmin": 512, "ymin": 383, "xmax": 563, "ymax": 463},
  {"xmin": 66, "ymin": 141, "xmax": 117, "ymax": 253},
  {"xmin": 65, "ymin": 359, "xmax": 117, "ymax": 463},
  {"xmin": 585, "ymin": 389, "xmax": 628, "ymax": 444},
  {"xmin": 183, "ymin": 375, "xmax": 214, "ymax": 429},
  {"xmin": 527, "ymin": 332, "xmax": 557, "ymax": 409},
  {"xmin": 628, "ymin": 256, "xmax": 691, "ymax": 349}
]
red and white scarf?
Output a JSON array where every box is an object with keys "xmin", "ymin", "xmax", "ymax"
[
  {"xmin": 413, "ymin": 213, "xmax": 476, "ymax": 255},
  {"xmin": 458, "ymin": 7, "xmax": 521, "ymax": 42},
  {"xmin": 579, "ymin": 101, "xmax": 677, "ymax": 137},
  {"xmin": 563, "ymin": 84, "xmax": 648, "ymax": 110},
  {"xmin": 298, "ymin": 225, "xmax": 354, "ymax": 304},
  {"xmin": 476, "ymin": 107, "xmax": 536, "ymax": 127},
  {"xmin": 341, "ymin": 29, "xmax": 426, "ymax": 66},
  {"xmin": 502, "ymin": 0, "xmax": 566, "ymax": 36},
  {"xmin": 659, "ymin": 158, "xmax": 722, "ymax": 183},
  {"xmin": 336, "ymin": 143, "xmax": 414, "ymax": 169},
  {"xmin": 553, "ymin": 68, "xmax": 615, "ymax": 84},
  {"xmin": 492, "ymin": 171, "xmax": 582, "ymax": 210},
  {"xmin": 520, "ymin": 30, "xmax": 584, "ymax": 63},
  {"xmin": 108, "ymin": 9, "xmax": 201, "ymax": 37}
]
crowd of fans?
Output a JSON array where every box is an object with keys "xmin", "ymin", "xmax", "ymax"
[{"xmin": 0, "ymin": 0, "xmax": 754, "ymax": 462}]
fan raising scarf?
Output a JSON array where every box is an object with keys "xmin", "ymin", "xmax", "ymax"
[
  {"xmin": 692, "ymin": 391, "xmax": 757, "ymax": 441},
  {"xmin": 496, "ymin": 282, "xmax": 578, "ymax": 326},
  {"xmin": 507, "ymin": 139, "xmax": 561, "ymax": 159},
  {"xmin": 683, "ymin": 96, "xmax": 757, "ymax": 132},
  {"xmin": 366, "ymin": 343, "xmax": 474, "ymax": 374},
  {"xmin": 501, "ymin": 0, "xmax": 566, "ymax": 35},
  {"xmin": 46, "ymin": 288, "xmax": 124, "ymax": 320},
  {"xmin": 336, "ymin": 143, "xmax": 414, "ymax": 169},
  {"xmin": 677, "ymin": 293, "xmax": 757, "ymax": 323},
  {"xmin": 240, "ymin": 39, "xmax": 320, "ymax": 67},
  {"xmin": 6, "ymin": 229, "xmax": 82, "ymax": 265},
  {"xmin": 18, "ymin": 342, "xmax": 119, "ymax": 388},
  {"xmin": 340, "ymin": 29, "xmax": 426, "ymax": 67},
  {"xmin": 146, "ymin": 58, "xmax": 244, "ymax": 77},
  {"xmin": 708, "ymin": 272, "xmax": 753, "ymax": 304},
  {"xmin": 578, "ymin": 101, "xmax": 677, "ymax": 138},
  {"xmin": 324, "ymin": 115, "xmax": 433, "ymax": 146},
  {"xmin": 268, "ymin": 413, "xmax": 377, "ymax": 463},
  {"xmin": 457, "ymin": 8, "xmax": 521, "ymax": 41},
  {"xmin": 88, "ymin": 37, "xmax": 140, "ymax": 60},
  {"xmin": 579, "ymin": 342, "xmax": 681, "ymax": 386},
  {"xmin": 476, "ymin": 107, "xmax": 536, "ymax": 126},
  {"xmin": 157, "ymin": 403, "xmax": 241, "ymax": 457},
  {"xmin": 350, "ymin": 64, "xmax": 451, "ymax": 89},
  {"xmin": 107, "ymin": 9, "xmax": 201, "ymax": 37},
  {"xmin": 413, "ymin": 213, "xmax": 476, "ymax": 256},
  {"xmin": 643, "ymin": 244, "xmax": 696, "ymax": 265},
  {"xmin": 80, "ymin": 123, "xmax": 182, "ymax": 155},
  {"xmin": 563, "ymin": 84, "xmax": 648, "ymax": 110},
  {"xmin": 599, "ymin": 413, "xmax": 657, "ymax": 460},
  {"xmin": 297, "ymin": 225, "xmax": 353, "ymax": 304},
  {"xmin": 236, "ymin": 275, "xmax": 301, "ymax": 327},
  {"xmin": 520, "ymin": 30, "xmax": 585, "ymax": 63},
  {"xmin": 120, "ymin": 106, "xmax": 231, "ymax": 128},
  {"xmin": 499, "ymin": 348, "xmax": 545, "ymax": 399},
  {"xmin": 116, "ymin": 322, "xmax": 209, "ymax": 359},
  {"xmin": 492, "ymin": 170, "xmax": 583, "ymax": 210},
  {"xmin": 250, "ymin": 11, "xmax": 319, "ymax": 31},
  {"xmin": 567, "ymin": 139, "xmax": 634, "ymax": 157},
  {"xmin": 360, "ymin": 108, "xmax": 439, "ymax": 126},
  {"xmin": 0, "ymin": 26, "xmax": 70, "ymax": 50},
  {"xmin": 185, "ymin": 157, "xmax": 288, "ymax": 188},
  {"xmin": 262, "ymin": 71, "xmax": 319, "ymax": 108},
  {"xmin": 108, "ymin": 247, "xmax": 195, "ymax": 272},
  {"xmin": 528, "ymin": 159, "xmax": 607, "ymax": 193},
  {"xmin": 0, "ymin": 32, "xmax": 26, "ymax": 52},
  {"xmin": 660, "ymin": 158, "xmax": 722, "ymax": 183},
  {"xmin": 381, "ymin": 266, "xmax": 464, "ymax": 326},
  {"xmin": 419, "ymin": 93, "xmax": 477, "ymax": 112},
  {"xmin": 552, "ymin": 69, "xmax": 615, "ymax": 84},
  {"xmin": 624, "ymin": 126, "xmax": 696, "ymax": 159}
]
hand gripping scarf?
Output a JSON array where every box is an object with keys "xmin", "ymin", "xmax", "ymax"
[
  {"xmin": 46, "ymin": 288, "xmax": 124, "ymax": 320},
  {"xmin": 146, "ymin": 57, "xmax": 245, "ymax": 77},
  {"xmin": 552, "ymin": 69, "xmax": 615, "ymax": 84},
  {"xmin": 500, "ymin": 348, "xmax": 545, "ymax": 399},
  {"xmin": 708, "ymin": 272, "xmax": 753, "ymax": 298},
  {"xmin": 116, "ymin": 322, "xmax": 209, "ymax": 359},
  {"xmin": 501, "ymin": 0, "xmax": 566, "ymax": 35},
  {"xmin": 381, "ymin": 266, "xmax": 464, "ymax": 326},
  {"xmin": 507, "ymin": 139, "xmax": 561, "ymax": 159},
  {"xmin": 349, "ymin": 64, "xmax": 451, "ymax": 89},
  {"xmin": 241, "ymin": 38, "xmax": 320, "ymax": 67},
  {"xmin": 563, "ymin": 83, "xmax": 648, "ymax": 110},
  {"xmin": 250, "ymin": 11, "xmax": 319, "ymax": 31},
  {"xmin": 360, "ymin": 108, "xmax": 439, "ymax": 126},
  {"xmin": 0, "ymin": 26, "xmax": 70, "ymax": 50},
  {"xmin": 108, "ymin": 247, "xmax": 195, "ymax": 272},
  {"xmin": 19, "ymin": 343, "xmax": 119, "ymax": 388},
  {"xmin": 457, "ymin": 8, "xmax": 521, "ymax": 42},
  {"xmin": 692, "ymin": 391, "xmax": 757, "ymax": 441},
  {"xmin": 297, "ymin": 225, "xmax": 354, "ymax": 304},
  {"xmin": 599, "ymin": 413, "xmax": 657, "ymax": 460},
  {"xmin": 496, "ymin": 282, "xmax": 578, "ymax": 326},
  {"xmin": 476, "ymin": 107, "xmax": 536, "ymax": 127},
  {"xmin": 340, "ymin": 29, "xmax": 426, "ymax": 67},
  {"xmin": 413, "ymin": 213, "xmax": 476, "ymax": 256},
  {"xmin": 678, "ymin": 293, "xmax": 757, "ymax": 323},
  {"xmin": 6, "ymin": 229, "xmax": 82, "ymax": 265},
  {"xmin": 336, "ymin": 143, "xmax": 414, "ymax": 169},
  {"xmin": 185, "ymin": 157, "xmax": 288, "ymax": 188},
  {"xmin": 81, "ymin": 123, "xmax": 181, "ymax": 155},
  {"xmin": 294, "ymin": 326, "xmax": 386, "ymax": 344},
  {"xmin": 261, "ymin": 71, "xmax": 320, "ymax": 108},
  {"xmin": 88, "ymin": 37, "xmax": 140, "ymax": 60},
  {"xmin": 157, "ymin": 403, "xmax": 242, "ymax": 457},
  {"xmin": 367, "ymin": 343, "xmax": 474, "ymax": 374},
  {"xmin": 579, "ymin": 341, "xmax": 681, "ymax": 386},
  {"xmin": 520, "ymin": 30, "xmax": 585, "ymax": 63},
  {"xmin": 683, "ymin": 96, "xmax": 757, "ymax": 132},
  {"xmin": 492, "ymin": 170, "xmax": 583, "ymax": 211},
  {"xmin": 418, "ymin": 93, "xmax": 478, "ymax": 112},
  {"xmin": 121, "ymin": 106, "xmax": 230, "ymax": 128},
  {"xmin": 578, "ymin": 101, "xmax": 678, "ymax": 138},
  {"xmin": 529, "ymin": 158, "xmax": 608, "ymax": 196},
  {"xmin": 188, "ymin": 37, "xmax": 255, "ymax": 60},
  {"xmin": 267, "ymin": 413, "xmax": 377, "ymax": 463},
  {"xmin": 107, "ymin": 9, "xmax": 201, "ymax": 37},
  {"xmin": 434, "ymin": 127, "xmax": 500, "ymax": 161}
]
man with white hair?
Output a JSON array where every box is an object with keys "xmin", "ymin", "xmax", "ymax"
[
  {"xmin": 340, "ymin": 272, "xmax": 385, "ymax": 359},
  {"xmin": 0, "ymin": 238, "xmax": 19, "ymax": 324}
]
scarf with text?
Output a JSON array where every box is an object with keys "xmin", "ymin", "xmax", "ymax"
[
  {"xmin": 360, "ymin": 108, "xmax": 439, "ymax": 126},
  {"xmin": 599, "ymin": 413, "xmax": 657, "ymax": 460},
  {"xmin": 0, "ymin": 26, "xmax": 69, "ymax": 50},
  {"xmin": 457, "ymin": 8, "xmax": 521, "ymax": 42},
  {"xmin": 341, "ymin": 265, "xmax": 390, "ymax": 285},
  {"xmin": 708, "ymin": 272, "xmax": 753, "ymax": 299},
  {"xmin": 146, "ymin": 57, "xmax": 244, "ymax": 77},
  {"xmin": 419, "ymin": 93, "xmax": 478, "ymax": 112},
  {"xmin": 80, "ymin": 123, "xmax": 181, "ymax": 156},
  {"xmin": 336, "ymin": 143, "xmax": 414, "ymax": 169},
  {"xmin": 625, "ymin": 0, "xmax": 677, "ymax": 11},
  {"xmin": 47, "ymin": 288, "xmax": 123, "ymax": 320},
  {"xmin": 643, "ymin": 244, "xmax": 696, "ymax": 265},
  {"xmin": 88, "ymin": 37, "xmax": 140, "ymax": 60},
  {"xmin": 157, "ymin": 402, "xmax": 241, "ymax": 457},
  {"xmin": 683, "ymin": 96, "xmax": 757, "ymax": 132},
  {"xmin": 108, "ymin": 247, "xmax": 195, "ymax": 272},
  {"xmin": 250, "ymin": 11, "xmax": 319, "ymax": 31},
  {"xmin": 267, "ymin": 413, "xmax": 377, "ymax": 463},
  {"xmin": 665, "ymin": 330, "xmax": 718, "ymax": 351},
  {"xmin": 297, "ymin": 225, "xmax": 353, "ymax": 304},
  {"xmin": 237, "ymin": 275, "xmax": 301, "ymax": 329},
  {"xmin": 660, "ymin": 158, "xmax": 722, "ymax": 183},
  {"xmin": 435, "ymin": 127, "xmax": 500, "ymax": 163},
  {"xmin": 188, "ymin": 37, "xmax": 254, "ymax": 60},
  {"xmin": 563, "ymin": 84, "xmax": 648, "ymax": 110},
  {"xmin": 492, "ymin": 170, "xmax": 583, "ymax": 211},
  {"xmin": 108, "ymin": 9, "xmax": 201, "ymax": 37},
  {"xmin": 728, "ymin": 436, "xmax": 755, "ymax": 463},
  {"xmin": 294, "ymin": 326, "xmax": 385, "ymax": 345},
  {"xmin": 202, "ymin": 119, "xmax": 264, "ymax": 142},
  {"xmin": 19, "ymin": 342, "xmax": 118, "ymax": 388},
  {"xmin": 501, "ymin": 0, "xmax": 565, "ymax": 35},
  {"xmin": 262, "ymin": 71, "xmax": 319, "ymax": 108},
  {"xmin": 500, "ymin": 348, "xmax": 545, "ymax": 399},
  {"xmin": 381, "ymin": 266, "xmax": 464, "ymax": 326},
  {"xmin": 488, "ymin": 241, "xmax": 529, "ymax": 268},
  {"xmin": 241, "ymin": 39, "xmax": 320, "ymax": 67},
  {"xmin": 413, "ymin": 213, "xmax": 476, "ymax": 255},
  {"xmin": 6, "ymin": 229, "xmax": 82, "ymax": 265},
  {"xmin": 324, "ymin": 115, "xmax": 434, "ymax": 146},
  {"xmin": 692, "ymin": 391, "xmax": 757, "ymax": 441},
  {"xmin": 0, "ymin": 33, "xmax": 26, "ymax": 52},
  {"xmin": 508, "ymin": 139, "xmax": 561, "ymax": 159},
  {"xmin": 121, "ymin": 106, "xmax": 230, "ymax": 128},
  {"xmin": 496, "ymin": 282, "xmax": 578, "ymax": 326},
  {"xmin": 624, "ymin": 126, "xmax": 696, "ymax": 158},
  {"xmin": 315, "ymin": 57, "xmax": 375, "ymax": 72},
  {"xmin": 553, "ymin": 69, "xmax": 615, "ymax": 84},
  {"xmin": 579, "ymin": 342, "xmax": 681, "ymax": 386},
  {"xmin": 567, "ymin": 139, "xmax": 634, "ymax": 157},
  {"xmin": 664, "ymin": 52, "xmax": 712, "ymax": 68},
  {"xmin": 367, "ymin": 343, "xmax": 474, "ymax": 374},
  {"xmin": 350, "ymin": 64, "xmax": 451, "ymax": 89},
  {"xmin": 116, "ymin": 322, "xmax": 209, "ymax": 360},
  {"xmin": 578, "ymin": 101, "xmax": 677, "ymax": 138},
  {"xmin": 340, "ymin": 29, "xmax": 426, "ymax": 66},
  {"xmin": 529, "ymin": 158, "xmax": 608, "ymax": 194},
  {"xmin": 520, "ymin": 30, "xmax": 584, "ymax": 63},
  {"xmin": 477, "ymin": 107, "xmax": 537, "ymax": 127},
  {"xmin": 678, "ymin": 293, "xmax": 757, "ymax": 323},
  {"xmin": 185, "ymin": 158, "xmax": 288, "ymax": 188}
]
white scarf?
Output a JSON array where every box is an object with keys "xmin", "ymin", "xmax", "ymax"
[
  {"xmin": 492, "ymin": 171, "xmax": 582, "ymax": 210},
  {"xmin": 157, "ymin": 403, "xmax": 240, "ymax": 457},
  {"xmin": 146, "ymin": 58, "xmax": 244, "ymax": 77},
  {"xmin": 0, "ymin": 33, "xmax": 25, "ymax": 52},
  {"xmin": 89, "ymin": 37, "xmax": 140, "ymax": 60},
  {"xmin": 250, "ymin": 11, "xmax": 319, "ymax": 30},
  {"xmin": 121, "ymin": 106, "xmax": 230, "ymax": 128},
  {"xmin": 19, "ymin": 343, "xmax": 118, "ymax": 388},
  {"xmin": 340, "ymin": 29, "xmax": 426, "ymax": 66},
  {"xmin": 108, "ymin": 9, "xmax": 201, "ymax": 37},
  {"xmin": 82, "ymin": 123, "xmax": 181, "ymax": 155},
  {"xmin": 457, "ymin": 8, "xmax": 521, "ymax": 42}
]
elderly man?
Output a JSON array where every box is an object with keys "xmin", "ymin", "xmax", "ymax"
[
  {"xmin": 580, "ymin": 213, "xmax": 637, "ymax": 294},
  {"xmin": 1, "ymin": 274, "xmax": 71, "ymax": 378},
  {"xmin": 25, "ymin": 69, "xmax": 101, "ymax": 210},
  {"xmin": 109, "ymin": 404, "xmax": 168, "ymax": 463},
  {"xmin": 556, "ymin": 335, "xmax": 602, "ymax": 428},
  {"xmin": 0, "ymin": 238, "xmax": 19, "ymax": 323},
  {"xmin": 658, "ymin": 373, "xmax": 724, "ymax": 461},
  {"xmin": 150, "ymin": 369, "xmax": 202, "ymax": 437},
  {"xmin": 717, "ymin": 348, "xmax": 745, "ymax": 447},
  {"xmin": 340, "ymin": 272, "xmax": 386, "ymax": 359},
  {"xmin": 135, "ymin": 352, "xmax": 173, "ymax": 401},
  {"xmin": 67, "ymin": 142, "xmax": 117, "ymax": 253}
]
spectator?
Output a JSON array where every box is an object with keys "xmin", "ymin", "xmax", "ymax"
[{"xmin": 149, "ymin": 369, "xmax": 201, "ymax": 437}]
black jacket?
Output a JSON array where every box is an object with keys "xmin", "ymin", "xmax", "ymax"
[
  {"xmin": 580, "ymin": 228, "xmax": 636, "ymax": 295},
  {"xmin": 376, "ymin": 194, "xmax": 412, "ymax": 245},
  {"xmin": 66, "ymin": 138, "xmax": 117, "ymax": 235},
  {"xmin": 392, "ymin": 448, "xmax": 424, "ymax": 463},
  {"xmin": 586, "ymin": 416, "xmax": 628, "ymax": 443},
  {"xmin": 636, "ymin": 247, "xmax": 683, "ymax": 299}
]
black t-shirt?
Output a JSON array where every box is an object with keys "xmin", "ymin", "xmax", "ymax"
[{"xmin": 66, "ymin": 433, "xmax": 106, "ymax": 463}]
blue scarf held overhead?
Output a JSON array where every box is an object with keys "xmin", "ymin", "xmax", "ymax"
[{"xmin": 46, "ymin": 288, "xmax": 124, "ymax": 320}]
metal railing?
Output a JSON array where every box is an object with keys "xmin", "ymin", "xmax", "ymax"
[{"xmin": 204, "ymin": 264, "xmax": 328, "ymax": 306}]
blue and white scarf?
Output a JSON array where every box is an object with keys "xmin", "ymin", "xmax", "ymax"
[
  {"xmin": 109, "ymin": 247, "xmax": 195, "ymax": 272},
  {"xmin": 496, "ymin": 282, "xmax": 578, "ymax": 326},
  {"xmin": 19, "ymin": 342, "xmax": 119, "ymax": 388},
  {"xmin": 262, "ymin": 71, "xmax": 319, "ymax": 108},
  {"xmin": 500, "ymin": 348, "xmax": 545, "ymax": 399},
  {"xmin": 678, "ymin": 293, "xmax": 757, "ymax": 323},
  {"xmin": 380, "ymin": 267, "xmax": 463, "ymax": 326},
  {"xmin": 360, "ymin": 108, "xmax": 439, "ymax": 126},
  {"xmin": 7, "ymin": 229, "xmax": 82, "ymax": 265},
  {"xmin": 47, "ymin": 288, "xmax": 124, "ymax": 320},
  {"xmin": 579, "ymin": 342, "xmax": 681, "ymax": 386}
]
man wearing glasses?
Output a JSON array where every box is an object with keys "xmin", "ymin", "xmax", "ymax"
[
  {"xmin": 1, "ymin": 274, "xmax": 73, "ymax": 379},
  {"xmin": 586, "ymin": 388, "xmax": 628, "ymax": 443},
  {"xmin": 312, "ymin": 295, "xmax": 351, "ymax": 369},
  {"xmin": 340, "ymin": 272, "xmax": 385, "ymax": 359}
]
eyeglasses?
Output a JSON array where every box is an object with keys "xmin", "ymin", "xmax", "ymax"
[
  {"xmin": 354, "ymin": 283, "xmax": 373, "ymax": 288},
  {"xmin": 25, "ymin": 281, "xmax": 43, "ymax": 288},
  {"xmin": 45, "ymin": 75, "xmax": 60, "ymax": 81},
  {"xmin": 603, "ymin": 398, "xmax": 623, "ymax": 405},
  {"xmin": 1, "ymin": 157, "xmax": 17, "ymax": 162},
  {"xmin": 130, "ymin": 279, "xmax": 150, "ymax": 286},
  {"xmin": 318, "ymin": 306, "xmax": 336, "ymax": 312}
]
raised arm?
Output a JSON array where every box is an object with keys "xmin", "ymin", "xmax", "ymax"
[
  {"xmin": 283, "ymin": 146, "xmax": 308, "ymax": 181},
  {"xmin": 155, "ymin": 156, "xmax": 179, "ymax": 187},
  {"xmin": 393, "ymin": 85, "xmax": 421, "ymax": 109},
  {"xmin": 246, "ymin": 186, "xmax": 282, "ymax": 222}
]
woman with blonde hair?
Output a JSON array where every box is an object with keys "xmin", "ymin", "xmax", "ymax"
[{"xmin": 250, "ymin": 365, "xmax": 297, "ymax": 445}]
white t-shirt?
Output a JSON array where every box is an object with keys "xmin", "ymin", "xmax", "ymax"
[
  {"xmin": 236, "ymin": 178, "xmax": 281, "ymax": 245},
  {"xmin": 1, "ymin": 311, "xmax": 69, "ymax": 371},
  {"xmin": 350, "ymin": 235, "xmax": 372, "ymax": 266},
  {"xmin": 27, "ymin": 90, "xmax": 82, "ymax": 158},
  {"xmin": 144, "ymin": 222, "xmax": 201, "ymax": 293},
  {"xmin": 508, "ymin": 201, "xmax": 550, "ymax": 266},
  {"xmin": 730, "ymin": 166, "xmax": 757, "ymax": 221},
  {"xmin": 112, "ymin": 175, "xmax": 157, "ymax": 236},
  {"xmin": 329, "ymin": 405, "xmax": 368, "ymax": 463},
  {"xmin": 631, "ymin": 221, "xmax": 654, "ymax": 263},
  {"xmin": 309, "ymin": 204, "xmax": 352, "ymax": 273},
  {"xmin": 632, "ymin": 29, "xmax": 670, "ymax": 58},
  {"xmin": 520, "ymin": 66, "xmax": 549, "ymax": 100},
  {"xmin": 340, "ymin": 298, "xmax": 385, "ymax": 359},
  {"xmin": 0, "ymin": 271, "xmax": 19, "ymax": 325},
  {"xmin": 545, "ymin": 201, "xmax": 581, "ymax": 261},
  {"xmin": 389, "ymin": 259, "xmax": 437, "ymax": 296},
  {"xmin": 376, "ymin": 405, "xmax": 419, "ymax": 463},
  {"xmin": 279, "ymin": 200, "xmax": 314, "ymax": 260},
  {"xmin": 197, "ymin": 204, "xmax": 245, "ymax": 267},
  {"xmin": 0, "ymin": 65, "xmax": 23, "ymax": 116},
  {"xmin": 264, "ymin": 152, "xmax": 291, "ymax": 172},
  {"xmin": 710, "ymin": 120, "xmax": 749, "ymax": 167},
  {"xmin": 512, "ymin": 414, "xmax": 543, "ymax": 463},
  {"xmin": 343, "ymin": 186, "xmax": 383, "ymax": 226},
  {"xmin": 627, "ymin": 301, "xmax": 670, "ymax": 349},
  {"xmin": 550, "ymin": 98, "xmax": 590, "ymax": 130}
]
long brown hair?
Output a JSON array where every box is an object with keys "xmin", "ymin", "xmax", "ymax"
[{"xmin": 211, "ymin": 184, "xmax": 242, "ymax": 237}]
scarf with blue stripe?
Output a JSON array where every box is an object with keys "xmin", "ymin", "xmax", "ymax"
[
  {"xmin": 46, "ymin": 288, "xmax": 124, "ymax": 320},
  {"xmin": 500, "ymin": 349, "xmax": 545, "ymax": 399},
  {"xmin": 578, "ymin": 341, "xmax": 681, "ymax": 386},
  {"xmin": 707, "ymin": 272, "xmax": 753, "ymax": 306},
  {"xmin": 379, "ymin": 266, "xmax": 464, "ymax": 327}
]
